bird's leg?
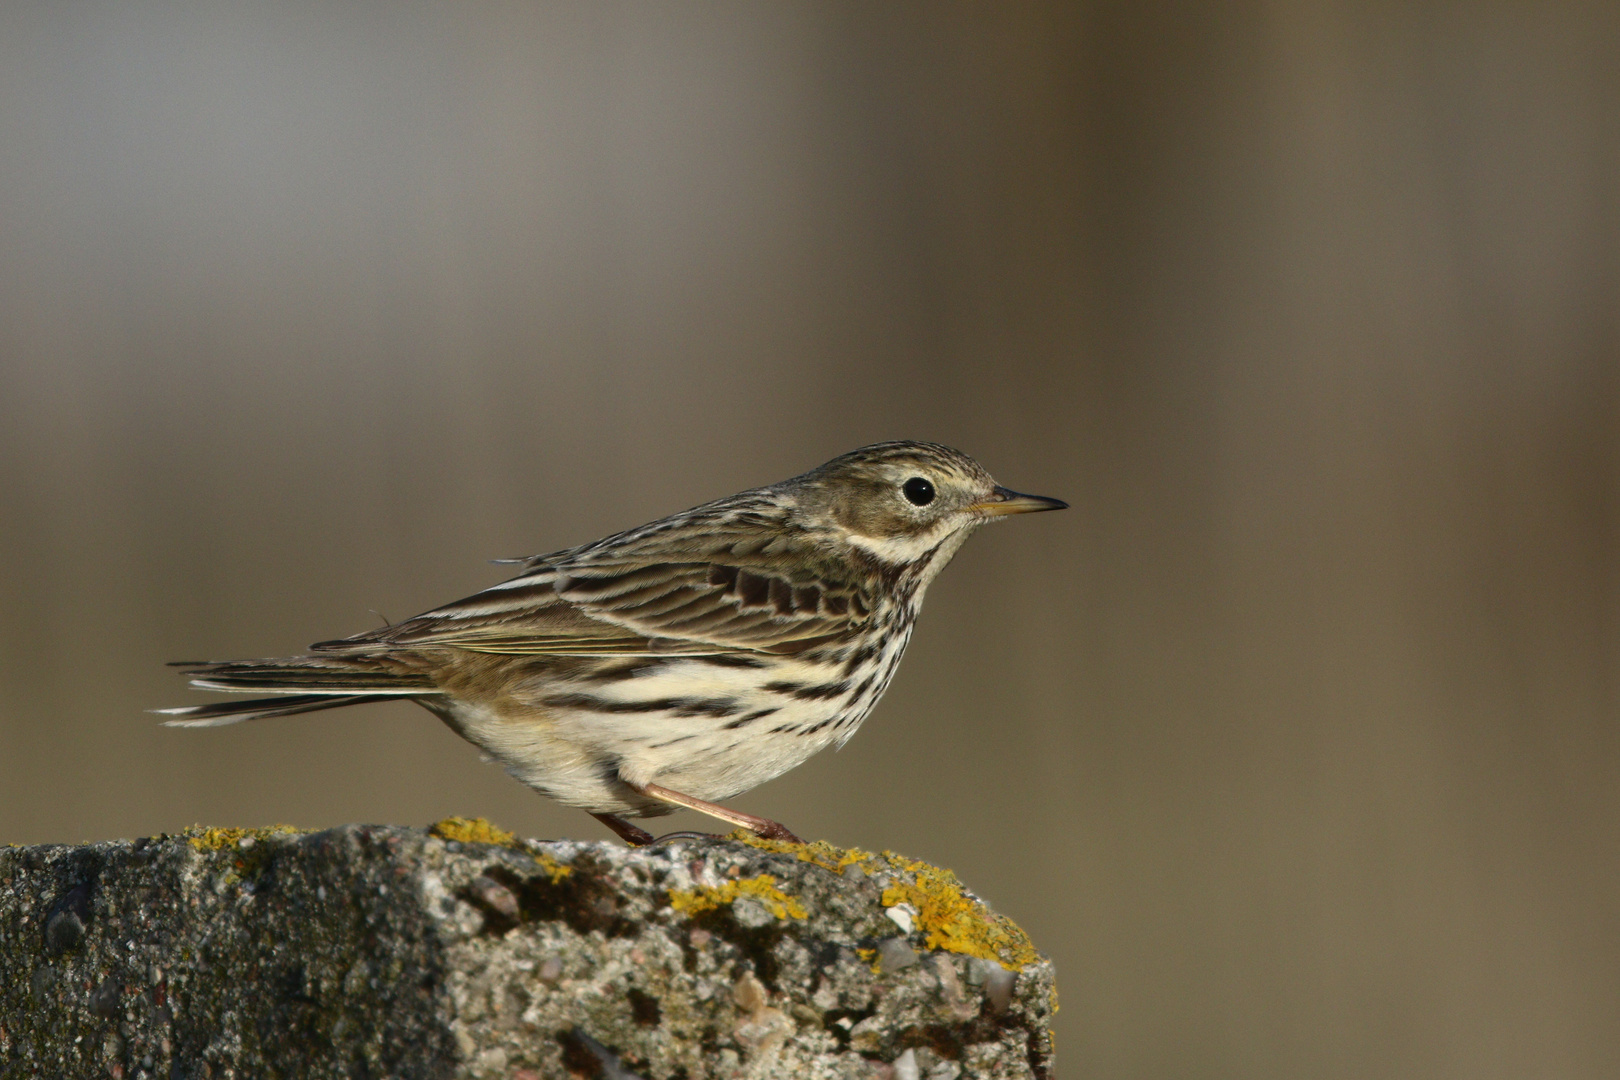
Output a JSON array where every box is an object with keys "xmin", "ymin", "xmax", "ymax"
[
  {"xmin": 632, "ymin": 782, "xmax": 804, "ymax": 844},
  {"xmin": 590, "ymin": 812, "xmax": 656, "ymax": 847},
  {"xmin": 591, "ymin": 788, "xmax": 805, "ymax": 847}
]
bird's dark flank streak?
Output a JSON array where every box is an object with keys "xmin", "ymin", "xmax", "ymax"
[
  {"xmin": 159, "ymin": 441, "xmax": 1066, "ymax": 844},
  {"xmin": 722, "ymin": 707, "xmax": 779, "ymax": 730},
  {"xmin": 541, "ymin": 692, "xmax": 748, "ymax": 719}
]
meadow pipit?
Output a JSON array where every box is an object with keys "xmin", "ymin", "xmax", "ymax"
[{"xmin": 162, "ymin": 442, "xmax": 1065, "ymax": 844}]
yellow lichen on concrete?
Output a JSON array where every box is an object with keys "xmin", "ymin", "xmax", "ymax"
[
  {"xmin": 669, "ymin": 874, "xmax": 808, "ymax": 920},
  {"xmin": 429, "ymin": 817, "xmax": 516, "ymax": 847},
  {"xmin": 532, "ymin": 851, "xmax": 574, "ymax": 883},
  {"xmin": 427, "ymin": 818, "xmax": 570, "ymax": 879},
  {"xmin": 731, "ymin": 833, "xmax": 1039, "ymax": 969},
  {"xmin": 878, "ymin": 853, "xmax": 1040, "ymax": 971},
  {"xmin": 185, "ymin": 825, "xmax": 302, "ymax": 852},
  {"xmin": 730, "ymin": 832, "xmax": 878, "ymax": 874}
]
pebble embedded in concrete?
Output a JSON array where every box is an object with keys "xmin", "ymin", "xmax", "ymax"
[
  {"xmin": 730, "ymin": 895, "xmax": 775, "ymax": 928},
  {"xmin": 976, "ymin": 959, "xmax": 1018, "ymax": 1014},
  {"xmin": 879, "ymin": 937, "xmax": 920, "ymax": 972}
]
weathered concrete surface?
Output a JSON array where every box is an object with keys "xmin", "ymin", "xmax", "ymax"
[{"xmin": 0, "ymin": 820, "xmax": 1055, "ymax": 1079}]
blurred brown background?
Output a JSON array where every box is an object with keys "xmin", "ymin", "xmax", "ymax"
[{"xmin": 2, "ymin": 2, "xmax": 1617, "ymax": 1076}]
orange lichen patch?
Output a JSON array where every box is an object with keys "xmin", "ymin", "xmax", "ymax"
[
  {"xmin": 185, "ymin": 825, "xmax": 302, "ymax": 852},
  {"xmin": 429, "ymin": 817, "xmax": 516, "ymax": 847},
  {"xmin": 730, "ymin": 833, "xmax": 878, "ymax": 875},
  {"xmin": 878, "ymin": 852, "xmax": 1040, "ymax": 971},
  {"xmin": 856, "ymin": 947, "xmax": 880, "ymax": 974},
  {"xmin": 669, "ymin": 874, "xmax": 808, "ymax": 920}
]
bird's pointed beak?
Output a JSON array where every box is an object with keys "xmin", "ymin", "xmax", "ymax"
[{"xmin": 971, "ymin": 486, "xmax": 1069, "ymax": 517}]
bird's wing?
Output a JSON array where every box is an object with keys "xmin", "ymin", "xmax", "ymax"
[
  {"xmin": 310, "ymin": 567, "xmax": 665, "ymax": 656},
  {"xmin": 548, "ymin": 558, "xmax": 871, "ymax": 653},
  {"xmin": 314, "ymin": 490, "xmax": 874, "ymax": 657},
  {"xmin": 314, "ymin": 555, "xmax": 871, "ymax": 658}
]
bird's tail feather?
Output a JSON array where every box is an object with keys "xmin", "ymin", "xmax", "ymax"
[
  {"xmin": 155, "ymin": 693, "xmax": 404, "ymax": 727},
  {"xmin": 159, "ymin": 656, "xmax": 441, "ymax": 726}
]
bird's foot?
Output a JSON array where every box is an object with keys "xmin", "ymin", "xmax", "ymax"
[
  {"xmin": 743, "ymin": 819, "xmax": 804, "ymax": 844},
  {"xmin": 633, "ymin": 782, "xmax": 804, "ymax": 845},
  {"xmin": 643, "ymin": 830, "xmax": 724, "ymax": 847},
  {"xmin": 590, "ymin": 812, "xmax": 655, "ymax": 846},
  {"xmin": 595, "ymin": 788, "xmax": 805, "ymax": 847}
]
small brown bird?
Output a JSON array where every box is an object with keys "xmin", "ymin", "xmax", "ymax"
[{"xmin": 161, "ymin": 442, "xmax": 1065, "ymax": 845}]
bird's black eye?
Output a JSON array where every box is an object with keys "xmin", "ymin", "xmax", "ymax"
[{"xmin": 902, "ymin": 477, "xmax": 936, "ymax": 506}]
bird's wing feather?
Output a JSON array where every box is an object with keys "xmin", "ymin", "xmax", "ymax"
[
  {"xmin": 313, "ymin": 491, "xmax": 872, "ymax": 657},
  {"xmin": 315, "ymin": 549, "xmax": 870, "ymax": 658},
  {"xmin": 311, "ymin": 567, "xmax": 668, "ymax": 656},
  {"xmin": 549, "ymin": 559, "xmax": 870, "ymax": 653}
]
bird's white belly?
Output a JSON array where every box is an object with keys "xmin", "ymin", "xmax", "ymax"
[
  {"xmin": 551, "ymin": 655, "xmax": 866, "ymax": 801},
  {"xmin": 444, "ymin": 637, "xmax": 910, "ymax": 815}
]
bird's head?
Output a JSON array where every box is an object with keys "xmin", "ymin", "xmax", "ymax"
[{"xmin": 788, "ymin": 441, "xmax": 1066, "ymax": 571}]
